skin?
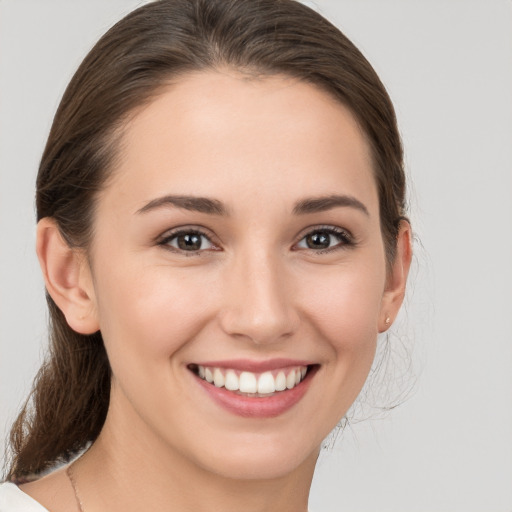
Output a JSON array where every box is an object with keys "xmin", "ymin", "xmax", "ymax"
[{"xmin": 26, "ymin": 70, "xmax": 411, "ymax": 512}]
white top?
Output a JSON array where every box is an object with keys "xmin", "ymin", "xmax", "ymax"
[{"xmin": 0, "ymin": 482, "xmax": 49, "ymax": 512}]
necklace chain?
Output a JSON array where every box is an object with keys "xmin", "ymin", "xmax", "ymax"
[{"xmin": 66, "ymin": 463, "xmax": 85, "ymax": 512}]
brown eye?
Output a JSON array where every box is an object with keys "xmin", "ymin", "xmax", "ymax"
[
  {"xmin": 305, "ymin": 232, "xmax": 331, "ymax": 249},
  {"xmin": 162, "ymin": 230, "xmax": 214, "ymax": 252},
  {"xmin": 176, "ymin": 233, "xmax": 203, "ymax": 250},
  {"xmin": 296, "ymin": 227, "xmax": 352, "ymax": 252}
]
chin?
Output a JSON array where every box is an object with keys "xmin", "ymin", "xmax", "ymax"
[{"xmin": 189, "ymin": 431, "xmax": 320, "ymax": 481}]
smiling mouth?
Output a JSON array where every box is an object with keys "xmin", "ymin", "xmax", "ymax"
[{"xmin": 188, "ymin": 364, "xmax": 313, "ymax": 397}]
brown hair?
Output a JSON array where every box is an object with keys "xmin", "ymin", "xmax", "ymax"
[{"xmin": 5, "ymin": 0, "xmax": 406, "ymax": 481}]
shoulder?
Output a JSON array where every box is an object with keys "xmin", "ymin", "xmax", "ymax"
[
  {"xmin": 1, "ymin": 466, "xmax": 76, "ymax": 512},
  {"xmin": 0, "ymin": 482, "xmax": 49, "ymax": 512}
]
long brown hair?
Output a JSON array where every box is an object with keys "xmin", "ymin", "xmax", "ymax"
[{"xmin": 5, "ymin": 0, "xmax": 406, "ymax": 481}]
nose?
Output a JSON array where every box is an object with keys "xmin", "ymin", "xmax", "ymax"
[{"xmin": 218, "ymin": 247, "xmax": 300, "ymax": 345}]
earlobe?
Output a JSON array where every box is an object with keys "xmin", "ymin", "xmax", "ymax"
[
  {"xmin": 379, "ymin": 221, "xmax": 412, "ymax": 333},
  {"xmin": 36, "ymin": 218, "xmax": 99, "ymax": 335}
]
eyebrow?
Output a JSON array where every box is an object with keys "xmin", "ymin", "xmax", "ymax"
[
  {"xmin": 292, "ymin": 194, "xmax": 369, "ymax": 216},
  {"xmin": 136, "ymin": 193, "xmax": 369, "ymax": 217},
  {"xmin": 136, "ymin": 195, "xmax": 228, "ymax": 215}
]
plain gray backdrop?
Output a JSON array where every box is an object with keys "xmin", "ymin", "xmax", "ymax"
[{"xmin": 1, "ymin": 1, "xmax": 511, "ymax": 511}]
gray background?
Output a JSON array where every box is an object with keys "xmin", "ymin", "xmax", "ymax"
[{"xmin": 1, "ymin": 1, "xmax": 511, "ymax": 510}]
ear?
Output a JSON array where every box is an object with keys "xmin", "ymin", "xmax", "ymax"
[
  {"xmin": 378, "ymin": 221, "xmax": 412, "ymax": 333},
  {"xmin": 36, "ymin": 218, "xmax": 99, "ymax": 334}
]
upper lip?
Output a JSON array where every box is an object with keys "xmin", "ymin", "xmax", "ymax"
[{"xmin": 190, "ymin": 358, "xmax": 315, "ymax": 373}]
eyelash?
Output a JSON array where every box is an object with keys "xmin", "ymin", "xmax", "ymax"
[
  {"xmin": 294, "ymin": 225, "xmax": 354, "ymax": 254},
  {"xmin": 157, "ymin": 228, "xmax": 219, "ymax": 256},
  {"xmin": 157, "ymin": 225, "xmax": 354, "ymax": 256}
]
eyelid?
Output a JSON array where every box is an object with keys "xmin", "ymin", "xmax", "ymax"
[
  {"xmin": 292, "ymin": 225, "xmax": 355, "ymax": 252},
  {"xmin": 155, "ymin": 224, "xmax": 355, "ymax": 255},
  {"xmin": 156, "ymin": 225, "xmax": 221, "ymax": 253}
]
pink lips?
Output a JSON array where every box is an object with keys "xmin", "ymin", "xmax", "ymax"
[{"xmin": 190, "ymin": 359, "xmax": 317, "ymax": 418}]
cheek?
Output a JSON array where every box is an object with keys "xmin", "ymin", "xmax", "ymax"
[
  {"xmin": 93, "ymin": 261, "xmax": 215, "ymax": 362},
  {"xmin": 298, "ymin": 264, "xmax": 385, "ymax": 422},
  {"xmin": 299, "ymin": 261, "xmax": 386, "ymax": 352}
]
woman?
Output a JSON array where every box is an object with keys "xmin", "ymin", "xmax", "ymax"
[{"xmin": 1, "ymin": 0, "xmax": 411, "ymax": 510}]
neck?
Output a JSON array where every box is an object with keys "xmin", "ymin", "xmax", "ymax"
[{"xmin": 73, "ymin": 401, "xmax": 316, "ymax": 512}]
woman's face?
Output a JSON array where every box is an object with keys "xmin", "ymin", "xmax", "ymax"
[{"xmin": 84, "ymin": 70, "xmax": 401, "ymax": 480}]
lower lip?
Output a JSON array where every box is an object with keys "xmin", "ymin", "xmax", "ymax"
[{"xmin": 193, "ymin": 367, "xmax": 317, "ymax": 418}]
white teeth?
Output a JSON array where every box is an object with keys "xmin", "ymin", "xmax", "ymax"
[
  {"xmin": 275, "ymin": 371, "xmax": 286, "ymax": 391},
  {"xmin": 257, "ymin": 372, "xmax": 276, "ymax": 394},
  {"xmin": 239, "ymin": 372, "xmax": 258, "ymax": 393},
  {"xmin": 204, "ymin": 367, "xmax": 214, "ymax": 383},
  {"xmin": 286, "ymin": 371, "xmax": 296, "ymax": 390},
  {"xmin": 225, "ymin": 370, "xmax": 239, "ymax": 391},
  {"xmin": 195, "ymin": 365, "xmax": 309, "ymax": 395},
  {"xmin": 213, "ymin": 368, "xmax": 225, "ymax": 388}
]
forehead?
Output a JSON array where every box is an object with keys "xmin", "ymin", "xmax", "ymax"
[{"xmin": 104, "ymin": 70, "xmax": 378, "ymax": 216}]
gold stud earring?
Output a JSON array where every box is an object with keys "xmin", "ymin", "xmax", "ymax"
[{"xmin": 385, "ymin": 316, "xmax": 391, "ymax": 326}]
